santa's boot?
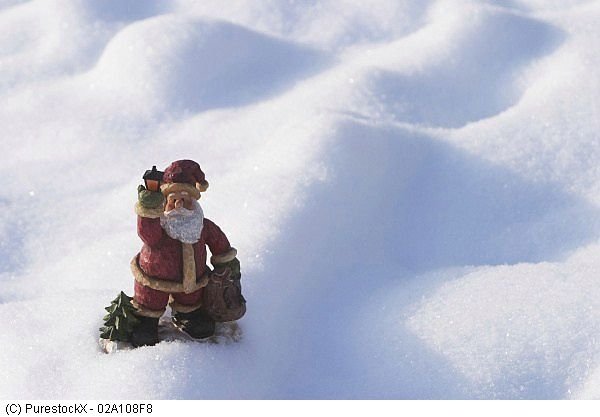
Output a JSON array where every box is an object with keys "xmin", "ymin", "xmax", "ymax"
[
  {"xmin": 172, "ymin": 308, "xmax": 215, "ymax": 339},
  {"xmin": 130, "ymin": 316, "xmax": 159, "ymax": 347}
]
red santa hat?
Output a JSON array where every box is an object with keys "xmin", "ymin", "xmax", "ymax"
[{"xmin": 160, "ymin": 159, "xmax": 209, "ymax": 200}]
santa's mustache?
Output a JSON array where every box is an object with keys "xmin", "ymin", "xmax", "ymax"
[{"xmin": 164, "ymin": 206, "xmax": 195, "ymax": 217}]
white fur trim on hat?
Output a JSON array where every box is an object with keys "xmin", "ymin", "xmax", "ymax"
[{"xmin": 160, "ymin": 182, "xmax": 201, "ymax": 200}]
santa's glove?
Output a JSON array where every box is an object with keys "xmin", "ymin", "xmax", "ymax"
[
  {"xmin": 212, "ymin": 257, "xmax": 241, "ymax": 280},
  {"xmin": 137, "ymin": 184, "xmax": 165, "ymax": 209}
]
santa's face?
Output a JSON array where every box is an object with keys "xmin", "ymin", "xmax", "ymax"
[
  {"xmin": 164, "ymin": 190, "xmax": 194, "ymax": 212},
  {"xmin": 160, "ymin": 195, "xmax": 204, "ymax": 244}
]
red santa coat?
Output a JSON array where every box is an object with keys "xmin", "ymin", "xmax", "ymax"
[
  {"xmin": 138, "ymin": 216, "xmax": 230, "ymax": 279},
  {"xmin": 131, "ymin": 209, "xmax": 236, "ymax": 316}
]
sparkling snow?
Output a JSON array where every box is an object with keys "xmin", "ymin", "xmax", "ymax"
[{"xmin": 1, "ymin": 0, "xmax": 600, "ymax": 399}]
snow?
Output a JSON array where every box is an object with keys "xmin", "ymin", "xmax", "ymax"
[{"xmin": 1, "ymin": 0, "xmax": 600, "ymax": 399}]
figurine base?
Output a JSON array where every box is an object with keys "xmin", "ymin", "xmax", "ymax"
[{"xmin": 99, "ymin": 317, "xmax": 242, "ymax": 353}]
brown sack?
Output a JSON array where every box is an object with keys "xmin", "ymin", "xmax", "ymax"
[{"xmin": 202, "ymin": 268, "xmax": 246, "ymax": 322}]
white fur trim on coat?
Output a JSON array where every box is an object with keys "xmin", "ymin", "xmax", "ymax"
[
  {"xmin": 182, "ymin": 243, "xmax": 197, "ymax": 294},
  {"xmin": 131, "ymin": 255, "xmax": 209, "ymax": 294}
]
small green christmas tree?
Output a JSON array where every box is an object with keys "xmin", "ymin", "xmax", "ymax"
[{"xmin": 99, "ymin": 291, "xmax": 140, "ymax": 342}]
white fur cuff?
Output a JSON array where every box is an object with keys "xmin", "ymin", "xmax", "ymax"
[
  {"xmin": 134, "ymin": 202, "xmax": 164, "ymax": 219},
  {"xmin": 131, "ymin": 299, "xmax": 165, "ymax": 318},
  {"xmin": 211, "ymin": 247, "xmax": 238, "ymax": 265}
]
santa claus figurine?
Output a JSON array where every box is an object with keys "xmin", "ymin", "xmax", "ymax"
[{"xmin": 130, "ymin": 159, "xmax": 242, "ymax": 347}]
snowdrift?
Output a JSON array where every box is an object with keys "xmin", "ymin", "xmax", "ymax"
[{"xmin": 1, "ymin": 0, "xmax": 600, "ymax": 399}]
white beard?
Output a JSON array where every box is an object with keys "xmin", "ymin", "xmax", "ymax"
[{"xmin": 160, "ymin": 200, "xmax": 204, "ymax": 244}]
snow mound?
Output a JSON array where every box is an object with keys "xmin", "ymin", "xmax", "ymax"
[
  {"xmin": 363, "ymin": 7, "xmax": 563, "ymax": 128},
  {"xmin": 1, "ymin": 0, "xmax": 600, "ymax": 399},
  {"xmin": 91, "ymin": 15, "xmax": 326, "ymax": 114}
]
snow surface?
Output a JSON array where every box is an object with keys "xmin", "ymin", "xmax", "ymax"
[{"xmin": 1, "ymin": 0, "xmax": 600, "ymax": 399}]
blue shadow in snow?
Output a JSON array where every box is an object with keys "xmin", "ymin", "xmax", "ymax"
[
  {"xmin": 296, "ymin": 122, "xmax": 600, "ymax": 272},
  {"xmin": 80, "ymin": 0, "xmax": 169, "ymax": 23},
  {"xmin": 0, "ymin": 198, "xmax": 27, "ymax": 277},
  {"xmin": 367, "ymin": 10, "xmax": 565, "ymax": 128},
  {"xmin": 245, "ymin": 121, "xmax": 600, "ymax": 398},
  {"xmin": 157, "ymin": 19, "xmax": 330, "ymax": 114}
]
